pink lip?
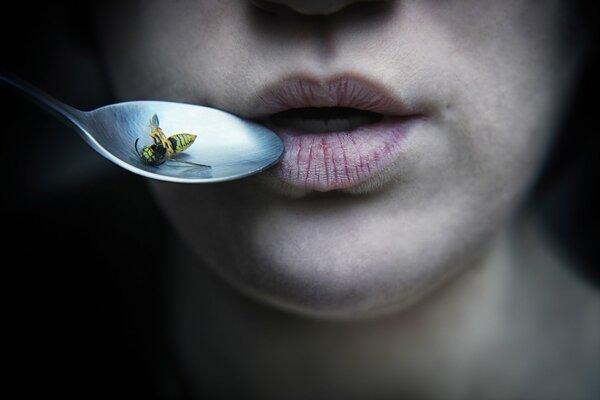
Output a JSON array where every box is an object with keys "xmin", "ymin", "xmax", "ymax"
[{"xmin": 254, "ymin": 75, "xmax": 421, "ymax": 191}]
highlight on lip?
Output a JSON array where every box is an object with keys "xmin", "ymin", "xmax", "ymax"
[{"xmin": 253, "ymin": 75, "xmax": 422, "ymax": 192}]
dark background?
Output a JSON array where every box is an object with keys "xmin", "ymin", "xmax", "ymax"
[
  {"xmin": 1, "ymin": 2, "xmax": 598, "ymax": 399},
  {"xmin": 1, "ymin": 3, "xmax": 186, "ymax": 399}
]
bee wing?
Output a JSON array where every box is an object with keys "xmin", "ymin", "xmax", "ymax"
[{"xmin": 150, "ymin": 113, "xmax": 160, "ymax": 128}]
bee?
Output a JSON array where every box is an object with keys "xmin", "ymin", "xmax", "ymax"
[{"xmin": 134, "ymin": 114, "xmax": 209, "ymax": 168}]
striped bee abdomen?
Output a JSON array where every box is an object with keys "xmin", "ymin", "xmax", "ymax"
[{"xmin": 168, "ymin": 133, "xmax": 197, "ymax": 153}]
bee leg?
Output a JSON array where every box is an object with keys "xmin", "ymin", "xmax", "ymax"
[
  {"xmin": 149, "ymin": 132, "xmax": 162, "ymax": 146},
  {"xmin": 168, "ymin": 159, "xmax": 211, "ymax": 168}
]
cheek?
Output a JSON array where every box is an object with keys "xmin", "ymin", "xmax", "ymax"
[
  {"xmin": 98, "ymin": 0, "xmax": 269, "ymax": 112},
  {"xmin": 149, "ymin": 180, "xmax": 281, "ymax": 291},
  {"xmin": 442, "ymin": 49, "xmax": 572, "ymax": 208},
  {"xmin": 406, "ymin": 2, "xmax": 577, "ymax": 213}
]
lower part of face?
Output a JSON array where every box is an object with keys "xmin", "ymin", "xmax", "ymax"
[{"xmin": 98, "ymin": 0, "xmax": 583, "ymax": 317}]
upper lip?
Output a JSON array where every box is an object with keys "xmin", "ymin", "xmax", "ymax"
[{"xmin": 250, "ymin": 74, "xmax": 412, "ymax": 119}]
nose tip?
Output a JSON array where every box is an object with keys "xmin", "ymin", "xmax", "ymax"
[{"xmin": 251, "ymin": 0, "xmax": 389, "ymax": 16}]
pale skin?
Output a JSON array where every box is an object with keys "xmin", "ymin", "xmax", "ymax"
[{"xmin": 95, "ymin": 1, "xmax": 599, "ymax": 398}]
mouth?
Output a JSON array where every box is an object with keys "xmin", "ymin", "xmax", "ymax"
[
  {"xmin": 269, "ymin": 107, "xmax": 384, "ymax": 133},
  {"xmin": 253, "ymin": 75, "xmax": 422, "ymax": 193}
]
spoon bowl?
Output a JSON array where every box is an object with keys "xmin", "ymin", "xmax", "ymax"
[
  {"xmin": 83, "ymin": 101, "xmax": 284, "ymax": 182},
  {"xmin": 1, "ymin": 74, "xmax": 284, "ymax": 183}
]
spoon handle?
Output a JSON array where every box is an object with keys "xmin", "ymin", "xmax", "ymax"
[{"xmin": 0, "ymin": 72, "xmax": 87, "ymax": 129}]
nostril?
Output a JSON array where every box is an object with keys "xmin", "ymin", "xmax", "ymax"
[
  {"xmin": 250, "ymin": 1, "xmax": 294, "ymax": 15},
  {"xmin": 249, "ymin": 0, "xmax": 391, "ymax": 17},
  {"xmin": 346, "ymin": 1, "xmax": 391, "ymax": 14}
]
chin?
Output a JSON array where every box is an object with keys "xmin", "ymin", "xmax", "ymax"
[
  {"xmin": 206, "ymin": 255, "xmax": 424, "ymax": 320},
  {"xmin": 200, "ymin": 236, "xmax": 470, "ymax": 320},
  {"xmin": 188, "ymin": 193, "xmax": 497, "ymax": 321}
]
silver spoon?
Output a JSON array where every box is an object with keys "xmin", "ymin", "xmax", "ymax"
[{"xmin": 1, "ymin": 74, "xmax": 284, "ymax": 183}]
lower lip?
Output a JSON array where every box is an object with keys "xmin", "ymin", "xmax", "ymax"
[{"xmin": 266, "ymin": 117, "xmax": 415, "ymax": 191}]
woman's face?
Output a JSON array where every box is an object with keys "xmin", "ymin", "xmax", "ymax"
[{"xmin": 97, "ymin": 1, "xmax": 582, "ymax": 317}]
